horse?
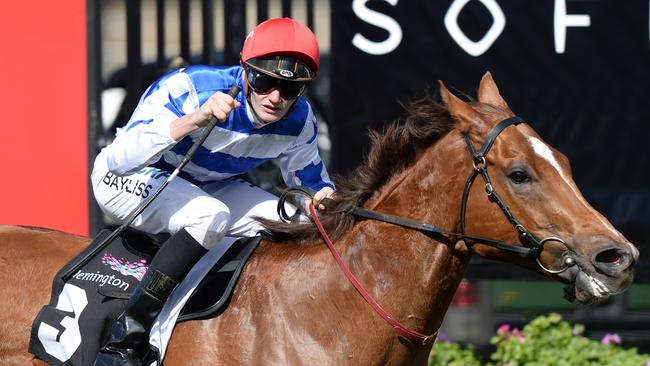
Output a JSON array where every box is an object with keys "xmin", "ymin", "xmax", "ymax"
[{"xmin": 0, "ymin": 73, "xmax": 638, "ymax": 365}]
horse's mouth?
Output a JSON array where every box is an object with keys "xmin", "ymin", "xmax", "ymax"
[
  {"xmin": 561, "ymin": 264, "xmax": 623, "ymax": 304},
  {"xmin": 556, "ymin": 244, "xmax": 637, "ymax": 305}
]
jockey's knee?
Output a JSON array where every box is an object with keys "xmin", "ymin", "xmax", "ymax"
[
  {"xmin": 173, "ymin": 197, "xmax": 231, "ymax": 249},
  {"xmin": 184, "ymin": 211, "xmax": 230, "ymax": 249}
]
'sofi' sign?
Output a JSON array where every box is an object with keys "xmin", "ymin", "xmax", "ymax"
[{"xmin": 352, "ymin": 0, "xmax": 593, "ymax": 56}]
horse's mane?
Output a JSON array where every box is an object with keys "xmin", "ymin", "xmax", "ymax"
[{"xmin": 260, "ymin": 90, "xmax": 455, "ymax": 242}]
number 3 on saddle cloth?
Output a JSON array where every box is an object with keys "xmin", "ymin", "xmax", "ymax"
[{"xmin": 28, "ymin": 228, "xmax": 261, "ymax": 366}]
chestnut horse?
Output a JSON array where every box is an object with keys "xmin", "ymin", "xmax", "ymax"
[{"xmin": 0, "ymin": 73, "xmax": 638, "ymax": 365}]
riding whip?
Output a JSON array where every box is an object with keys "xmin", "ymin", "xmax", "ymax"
[{"xmin": 62, "ymin": 84, "xmax": 241, "ymax": 281}]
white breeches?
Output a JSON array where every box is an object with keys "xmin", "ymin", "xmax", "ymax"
[{"xmin": 91, "ymin": 151, "xmax": 299, "ymax": 249}]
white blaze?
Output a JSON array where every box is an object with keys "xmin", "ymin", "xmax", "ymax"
[{"xmin": 527, "ymin": 136, "xmax": 621, "ymax": 237}]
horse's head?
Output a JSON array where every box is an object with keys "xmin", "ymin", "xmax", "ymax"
[{"xmin": 439, "ymin": 72, "xmax": 638, "ymax": 304}]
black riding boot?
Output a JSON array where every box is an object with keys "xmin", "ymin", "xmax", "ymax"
[
  {"xmin": 94, "ymin": 268, "xmax": 176, "ymax": 366},
  {"xmin": 94, "ymin": 229, "xmax": 207, "ymax": 366}
]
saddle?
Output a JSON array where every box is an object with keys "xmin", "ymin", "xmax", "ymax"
[
  {"xmin": 29, "ymin": 228, "xmax": 261, "ymax": 365},
  {"xmin": 102, "ymin": 228, "xmax": 261, "ymax": 321}
]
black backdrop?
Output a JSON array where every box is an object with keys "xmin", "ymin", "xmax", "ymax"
[{"xmin": 330, "ymin": 0, "xmax": 649, "ymax": 278}]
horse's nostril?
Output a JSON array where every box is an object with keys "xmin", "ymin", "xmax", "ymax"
[
  {"xmin": 596, "ymin": 249, "xmax": 622, "ymax": 265},
  {"xmin": 592, "ymin": 247, "xmax": 634, "ymax": 276}
]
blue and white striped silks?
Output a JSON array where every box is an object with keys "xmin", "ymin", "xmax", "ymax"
[{"xmin": 102, "ymin": 65, "xmax": 333, "ymax": 191}]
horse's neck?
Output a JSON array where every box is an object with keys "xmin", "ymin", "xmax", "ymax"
[
  {"xmin": 339, "ymin": 132, "xmax": 471, "ymax": 332},
  {"xmin": 259, "ymin": 133, "xmax": 472, "ymax": 345},
  {"xmin": 365, "ymin": 130, "xmax": 467, "ymax": 224}
]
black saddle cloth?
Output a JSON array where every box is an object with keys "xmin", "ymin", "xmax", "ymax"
[{"xmin": 29, "ymin": 228, "xmax": 260, "ymax": 365}]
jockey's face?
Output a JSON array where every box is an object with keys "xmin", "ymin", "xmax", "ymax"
[{"xmin": 248, "ymin": 86, "xmax": 295, "ymax": 124}]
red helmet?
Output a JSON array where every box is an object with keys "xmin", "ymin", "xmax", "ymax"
[{"xmin": 241, "ymin": 18, "xmax": 320, "ymax": 77}]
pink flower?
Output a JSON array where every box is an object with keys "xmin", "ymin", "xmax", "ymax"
[
  {"xmin": 512, "ymin": 328, "xmax": 526, "ymax": 343},
  {"xmin": 601, "ymin": 333, "xmax": 622, "ymax": 345},
  {"xmin": 497, "ymin": 324, "xmax": 511, "ymax": 335}
]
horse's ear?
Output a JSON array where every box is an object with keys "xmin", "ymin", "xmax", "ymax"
[
  {"xmin": 478, "ymin": 72, "xmax": 513, "ymax": 114},
  {"xmin": 438, "ymin": 80, "xmax": 482, "ymax": 132}
]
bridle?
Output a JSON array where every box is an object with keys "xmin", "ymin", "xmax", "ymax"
[
  {"xmin": 458, "ymin": 116, "xmax": 573, "ymax": 273},
  {"xmin": 282, "ymin": 117, "xmax": 573, "ymax": 268},
  {"xmin": 278, "ymin": 116, "xmax": 576, "ymax": 344}
]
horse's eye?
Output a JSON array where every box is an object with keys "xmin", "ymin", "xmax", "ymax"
[{"xmin": 509, "ymin": 170, "xmax": 531, "ymax": 184}]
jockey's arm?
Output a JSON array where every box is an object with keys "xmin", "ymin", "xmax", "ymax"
[
  {"xmin": 104, "ymin": 73, "xmax": 239, "ymax": 176},
  {"xmin": 277, "ymin": 105, "xmax": 335, "ymax": 211}
]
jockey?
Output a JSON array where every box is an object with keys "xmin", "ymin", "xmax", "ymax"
[{"xmin": 91, "ymin": 17, "xmax": 334, "ymax": 366}]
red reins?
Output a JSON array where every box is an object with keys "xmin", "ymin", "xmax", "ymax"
[{"xmin": 308, "ymin": 204, "xmax": 437, "ymax": 345}]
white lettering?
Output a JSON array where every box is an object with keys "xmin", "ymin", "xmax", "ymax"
[
  {"xmin": 444, "ymin": 0, "xmax": 506, "ymax": 57},
  {"xmin": 351, "ymin": 0, "xmax": 403, "ymax": 55},
  {"xmin": 73, "ymin": 270, "xmax": 130, "ymax": 291},
  {"xmin": 554, "ymin": 0, "xmax": 590, "ymax": 53}
]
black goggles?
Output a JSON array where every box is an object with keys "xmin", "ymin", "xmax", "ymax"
[{"xmin": 245, "ymin": 67, "xmax": 308, "ymax": 99}]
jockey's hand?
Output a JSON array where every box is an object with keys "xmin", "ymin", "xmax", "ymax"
[
  {"xmin": 171, "ymin": 90, "xmax": 241, "ymax": 140},
  {"xmin": 195, "ymin": 91, "xmax": 241, "ymax": 127},
  {"xmin": 307, "ymin": 187, "xmax": 335, "ymax": 211}
]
